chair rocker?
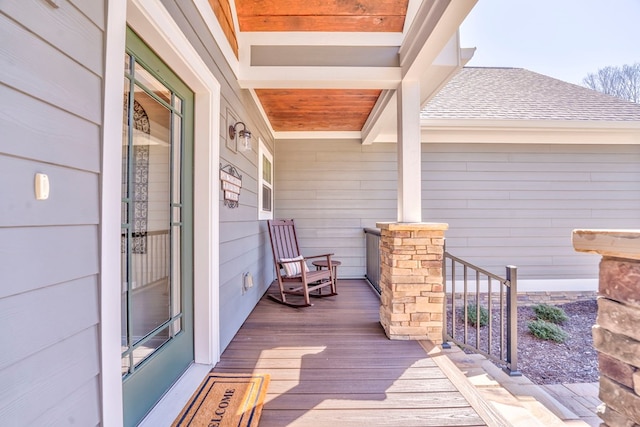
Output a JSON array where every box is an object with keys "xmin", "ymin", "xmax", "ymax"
[{"xmin": 267, "ymin": 219, "xmax": 337, "ymax": 307}]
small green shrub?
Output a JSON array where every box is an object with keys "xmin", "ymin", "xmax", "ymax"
[
  {"xmin": 528, "ymin": 320, "xmax": 569, "ymax": 343},
  {"xmin": 533, "ymin": 303, "xmax": 568, "ymax": 324},
  {"xmin": 466, "ymin": 303, "xmax": 489, "ymax": 327}
]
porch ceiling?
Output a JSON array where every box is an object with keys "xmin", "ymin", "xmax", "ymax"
[
  {"xmin": 255, "ymin": 89, "xmax": 383, "ymax": 132},
  {"xmin": 235, "ymin": 0, "xmax": 408, "ymax": 32},
  {"xmin": 211, "ymin": 0, "xmax": 477, "ymax": 140}
]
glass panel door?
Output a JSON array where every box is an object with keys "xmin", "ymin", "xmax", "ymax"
[{"xmin": 121, "ymin": 27, "xmax": 194, "ymax": 427}]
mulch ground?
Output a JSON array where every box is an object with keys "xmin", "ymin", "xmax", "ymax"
[
  {"xmin": 516, "ymin": 299, "xmax": 598, "ymax": 384},
  {"xmin": 447, "ymin": 299, "xmax": 599, "ymax": 385}
]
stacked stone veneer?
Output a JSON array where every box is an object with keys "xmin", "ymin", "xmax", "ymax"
[
  {"xmin": 573, "ymin": 230, "xmax": 640, "ymax": 427},
  {"xmin": 377, "ymin": 222, "xmax": 448, "ymax": 342}
]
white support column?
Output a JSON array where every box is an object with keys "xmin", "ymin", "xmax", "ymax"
[{"xmin": 397, "ymin": 79, "xmax": 422, "ymax": 223}]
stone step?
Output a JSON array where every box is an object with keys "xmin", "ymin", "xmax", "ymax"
[{"xmin": 423, "ymin": 342, "xmax": 595, "ymax": 426}]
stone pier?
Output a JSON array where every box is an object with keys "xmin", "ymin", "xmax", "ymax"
[
  {"xmin": 377, "ymin": 222, "xmax": 448, "ymax": 342},
  {"xmin": 573, "ymin": 229, "xmax": 640, "ymax": 427}
]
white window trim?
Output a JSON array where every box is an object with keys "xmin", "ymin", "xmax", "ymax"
[{"xmin": 258, "ymin": 138, "xmax": 274, "ymax": 220}]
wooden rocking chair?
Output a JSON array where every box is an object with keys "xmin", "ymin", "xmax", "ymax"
[{"xmin": 267, "ymin": 219, "xmax": 337, "ymax": 307}]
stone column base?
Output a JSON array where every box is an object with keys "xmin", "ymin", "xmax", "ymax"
[
  {"xmin": 377, "ymin": 222, "xmax": 448, "ymax": 342},
  {"xmin": 573, "ymin": 229, "xmax": 640, "ymax": 426}
]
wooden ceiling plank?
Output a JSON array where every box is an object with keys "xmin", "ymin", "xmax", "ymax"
[
  {"xmin": 256, "ymin": 88, "xmax": 381, "ymax": 96},
  {"xmin": 236, "ymin": 0, "xmax": 408, "ymax": 17},
  {"xmin": 258, "ymin": 98, "xmax": 380, "ymax": 107},
  {"xmin": 255, "ymin": 89, "xmax": 381, "ymax": 99},
  {"xmin": 272, "ymin": 123, "xmax": 365, "ymax": 131},
  {"xmin": 239, "ymin": 15, "xmax": 406, "ymax": 32},
  {"xmin": 208, "ymin": 0, "xmax": 239, "ymax": 57},
  {"xmin": 256, "ymin": 87, "xmax": 381, "ymax": 132}
]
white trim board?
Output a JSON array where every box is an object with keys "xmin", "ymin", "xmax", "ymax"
[{"xmin": 101, "ymin": 1, "xmax": 128, "ymax": 425}]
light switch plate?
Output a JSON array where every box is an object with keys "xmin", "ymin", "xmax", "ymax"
[{"xmin": 35, "ymin": 173, "xmax": 50, "ymax": 200}]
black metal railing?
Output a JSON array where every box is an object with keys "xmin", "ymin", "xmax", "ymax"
[
  {"xmin": 364, "ymin": 228, "xmax": 381, "ymax": 294},
  {"xmin": 443, "ymin": 246, "xmax": 520, "ymax": 376}
]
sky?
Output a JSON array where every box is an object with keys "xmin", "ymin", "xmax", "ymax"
[{"xmin": 458, "ymin": 0, "xmax": 640, "ymax": 85}]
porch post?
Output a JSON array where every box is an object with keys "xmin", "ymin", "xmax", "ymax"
[
  {"xmin": 396, "ymin": 79, "xmax": 422, "ymax": 223},
  {"xmin": 377, "ymin": 222, "xmax": 448, "ymax": 342}
]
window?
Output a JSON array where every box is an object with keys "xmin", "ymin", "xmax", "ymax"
[{"xmin": 258, "ymin": 138, "xmax": 273, "ymax": 220}]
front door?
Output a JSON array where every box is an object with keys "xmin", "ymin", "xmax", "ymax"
[{"xmin": 121, "ymin": 28, "xmax": 194, "ymax": 427}]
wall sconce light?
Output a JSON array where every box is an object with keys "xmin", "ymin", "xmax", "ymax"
[{"xmin": 229, "ymin": 121, "xmax": 252, "ymax": 151}]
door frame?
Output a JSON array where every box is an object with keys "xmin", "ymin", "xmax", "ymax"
[{"xmin": 102, "ymin": 0, "xmax": 221, "ymax": 424}]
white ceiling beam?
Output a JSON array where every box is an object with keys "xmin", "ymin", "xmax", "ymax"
[
  {"xmin": 400, "ymin": 0, "xmax": 477, "ymax": 103},
  {"xmin": 362, "ymin": 90, "xmax": 395, "ymax": 145},
  {"xmin": 238, "ymin": 31, "xmax": 403, "ymax": 47},
  {"xmin": 238, "ymin": 66, "xmax": 402, "ymax": 89},
  {"xmin": 273, "ymin": 131, "xmax": 362, "ymax": 140}
]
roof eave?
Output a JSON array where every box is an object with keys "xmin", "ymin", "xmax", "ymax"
[{"xmin": 420, "ymin": 119, "xmax": 640, "ymax": 144}]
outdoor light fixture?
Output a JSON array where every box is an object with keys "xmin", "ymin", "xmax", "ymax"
[{"xmin": 229, "ymin": 121, "xmax": 252, "ymax": 151}]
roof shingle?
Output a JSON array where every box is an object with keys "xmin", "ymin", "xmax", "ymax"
[{"xmin": 422, "ymin": 67, "xmax": 640, "ymax": 122}]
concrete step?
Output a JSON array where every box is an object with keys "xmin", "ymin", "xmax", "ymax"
[{"xmin": 423, "ymin": 342, "xmax": 595, "ymax": 426}]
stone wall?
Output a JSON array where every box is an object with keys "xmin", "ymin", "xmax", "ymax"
[
  {"xmin": 573, "ymin": 230, "xmax": 640, "ymax": 427},
  {"xmin": 377, "ymin": 222, "xmax": 448, "ymax": 342},
  {"xmin": 516, "ymin": 291, "xmax": 597, "ymax": 306},
  {"xmin": 447, "ymin": 291, "xmax": 597, "ymax": 308}
]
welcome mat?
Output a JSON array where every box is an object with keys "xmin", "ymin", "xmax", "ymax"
[{"xmin": 172, "ymin": 372, "xmax": 270, "ymax": 427}]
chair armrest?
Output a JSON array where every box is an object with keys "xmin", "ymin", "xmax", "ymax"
[{"xmin": 303, "ymin": 253, "xmax": 334, "ymax": 260}]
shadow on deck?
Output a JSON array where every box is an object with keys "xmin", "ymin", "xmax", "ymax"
[{"xmin": 212, "ymin": 279, "xmax": 493, "ymax": 426}]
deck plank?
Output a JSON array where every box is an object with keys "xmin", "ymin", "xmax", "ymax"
[
  {"xmin": 212, "ymin": 279, "xmax": 487, "ymax": 426},
  {"xmin": 259, "ymin": 408, "xmax": 486, "ymax": 427}
]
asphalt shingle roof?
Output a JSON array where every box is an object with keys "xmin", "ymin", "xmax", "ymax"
[{"xmin": 421, "ymin": 67, "xmax": 640, "ymax": 122}]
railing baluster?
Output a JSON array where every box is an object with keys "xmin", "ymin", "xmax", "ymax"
[
  {"xmin": 487, "ymin": 276, "xmax": 492, "ymax": 356},
  {"xmin": 451, "ymin": 258, "xmax": 456, "ymax": 343},
  {"xmin": 505, "ymin": 265, "xmax": 520, "ymax": 376},
  {"xmin": 364, "ymin": 228, "xmax": 381, "ymax": 294},
  {"xmin": 500, "ymin": 281, "xmax": 505, "ymax": 362},
  {"xmin": 475, "ymin": 269, "xmax": 480, "ymax": 350},
  {"xmin": 442, "ymin": 243, "xmax": 449, "ymax": 347},
  {"xmin": 463, "ymin": 265, "xmax": 468, "ymax": 345}
]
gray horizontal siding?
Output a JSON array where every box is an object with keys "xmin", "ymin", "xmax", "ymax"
[
  {"xmin": 275, "ymin": 141, "xmax": 640, "ymax": 283},
  {"xmin": 0, "ymin": 226, "xmax": 99, "ymax": 298},
  {"xmin": 0, "ymin": 156, "xmax": 99, "ymax": 227},
  {"xmin": 0, "ymin": 1, "xmax": 105, "ymax": 424},
  {"xmin": 0, "ymin": 326, "xmax": 100, "ymax": 426},
  {"xmin": 423, "ymin": 144, "xmax": 640, "ymax": 280},
  {"xmin": 0, "ymin": 84, "xmax": 101, "ymax": 172},
  {"xmin": 0, "ymin": 13, "xmax": 102, "ymax": 124},
  {"xmin": 0, "ymin": 278, "xmax": 100, "ymax": 426},
  {"xmin": 37, "ymin": 376, "xmax": 101, "ymax": 426},
  {"xmin": 275, "ymin": 140, "xmax": 396, "ymax": 279},
  {"xmin": 0, "ymin": 276, "xmax": 99, "ymax": 368},
  {"xmin": 1, "ymin": 0, "xmax": 103, "ymax": 75}
]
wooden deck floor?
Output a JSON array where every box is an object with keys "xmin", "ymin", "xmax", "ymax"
[{"xmin": 212, "ymin": 279, "xmax": 488, "ymax": 426}]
